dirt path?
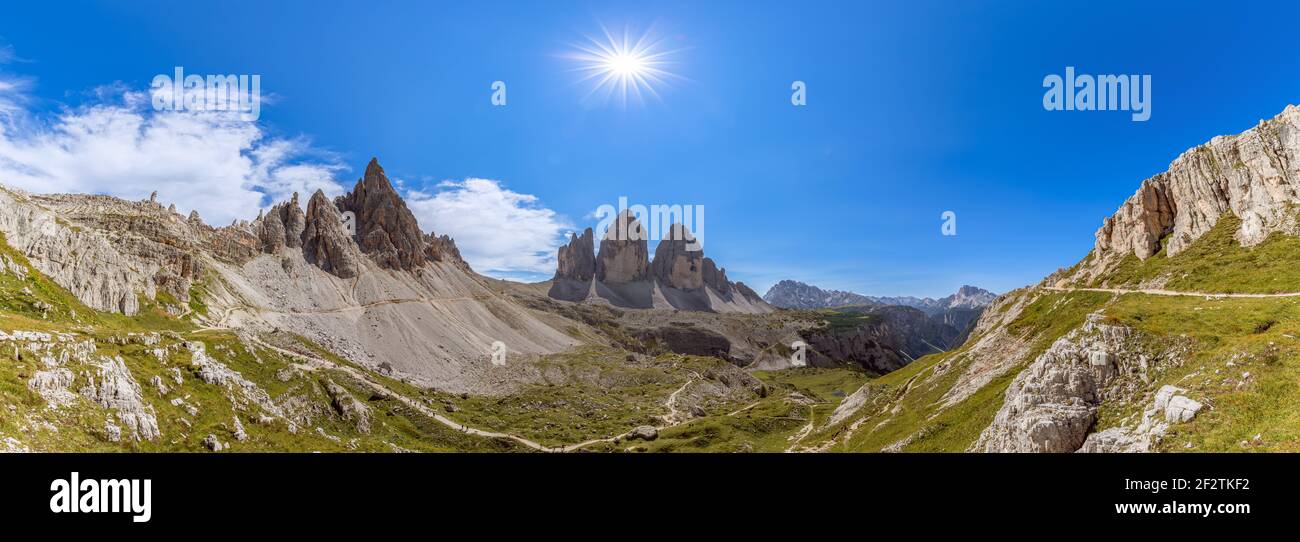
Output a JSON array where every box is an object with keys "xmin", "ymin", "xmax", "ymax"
[
  {"xmin": 659, "ymin": 372, "xmax": 700, "ymax": 425},
  {"xmin": 203, "ymin": 295, "xmax": 489, "ymax": 328},
  {"xmin": 1044, "ymin": 286, "xmax": 1300, "ymax": 298}
]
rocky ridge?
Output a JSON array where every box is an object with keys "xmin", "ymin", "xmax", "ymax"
[
  {"xmin": 762, "ymin": 280, "xmax": 996, "ymax": 314},
  {"xmin": 550, "ymin": 216, "xmax": 768, "ymax": 313}
]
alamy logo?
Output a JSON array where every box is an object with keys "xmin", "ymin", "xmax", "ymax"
[
  {"xmin": 1043, "ymin": 67, "xmax": 1151, "ymax": 122},
  {"xmin": 594, "ymin": 196, "xmax": 705, "ymax": 250},
  {"xmin": 49, "ymin": 472, "xmax": 152, "ymax": 523},
  {"xmin": 151, "ymin": 66, "xmax": 262, "ymax": 121},
  {"xmin": 790, "ymin": 341, "xmax": 807, "ymax": 367}
]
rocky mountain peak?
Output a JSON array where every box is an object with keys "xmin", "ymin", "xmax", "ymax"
[
  {"xmin": 256, "ymin": 192, "xmax": 306, "ymax": 253},
  {"xmin": 595, "ymin": 210, "xmax": 650, "ymax": 283},
  {"xmin": 943, "ymin": 285, "xmax": 997, "ymax": 309},
  {"xmin": 701, "ymin": 257, "xmax": 731, "ymax": 295},
  {"xmin": 555, "ymin": 227, "xmax": 596, "ymax": 282},
  {"xmin": 336, "ymin": 157, "xmax": 428, "ymax": 271},
  {"xmin": 650, "ymin": 223, "xmax": 703, "ymax": 290},
  {"xmin": 302, "ymin": 189, "xmax": 363, "ymax": 278},
  {"xmin": 762, "ymin": 280, "xmax": 875, "ymax": 309},
  {"xmin": 764, "ymin": 280, "xmax": 996, "ymax": 313}
]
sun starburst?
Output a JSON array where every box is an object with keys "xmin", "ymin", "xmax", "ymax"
[{"xmin": 568, "ymin": 24, "xmax": 682, "ymax": 107}]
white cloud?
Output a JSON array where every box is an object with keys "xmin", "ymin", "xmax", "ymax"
[
  {"xmin": 0, "ymin": 83, "xmax": 344, "ymax": 226},
  {"xmin": 406, "ymin": 178, "xmax": 571, "ymax": 280}
]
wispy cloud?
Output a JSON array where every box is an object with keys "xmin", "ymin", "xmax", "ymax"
[{"xmin": 406, "ymin": 178, "xmax": 571, "ymax": 281}]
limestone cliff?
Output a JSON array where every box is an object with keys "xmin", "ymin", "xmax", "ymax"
[{"xmin": 1074, "ymin": 104, "xmax": 1300, "ymax": 283}]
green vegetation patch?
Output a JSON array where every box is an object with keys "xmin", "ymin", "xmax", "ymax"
[{"xmin": 1094, "ymin": 214, "xmax": 1300, "ymax": 294}]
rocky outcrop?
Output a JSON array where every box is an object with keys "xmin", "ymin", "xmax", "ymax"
[
  {"xmin": 701, "ymin": 257, "xmax": 730, "ymax": 295},
  {"xmin": 626, "ymin": 425, "xmax": 658, "ymax": 441},
  {"xmin": 827, "ymin": 384, "xmax": 871, "ymax": 427},
  {"xmin": 0, "ymin": 189, "xmax": 205, "ymax": 315},
  {"xmin": 302, "ymin": 190, "xmax": 364, "ymax": 279},
  {"xmin": 1078, "ymin": 385, "xmax": 1204, "ymax": 453},
  {"xmin": 650, "ymin": 223, "xmax": 704, "ymax": 290},
  {"xmin": 555, "ymin": 227, "xmax": 596, "ymax": 282},
  {"xmin": 596, "ymin": 210, "xmax": 650, "ymax": 283},
  {"xmin": 425, "ymin": 232, "xmax": 466, "ymax": 268},
  {"xmin": 1077, "ymin": 104, "xmax": 1300, "ymax": 280},
  {"xmin": 635, "ymin": 323, "xmax": 731, "ymax": 359},
  {"xmin": 324, "ymin": 380, "xmax": 371, "ymax": 434},
  {"xmin": 336, "ymin": 158, "xmax": 429, "ymax": 271},
  {"xmin": 975, "ymin": 314, "xmax": 1186, "ymax": 452},
  {"xmin": 257, "ymin": 192, "xmax": 306, "ymax": 253},
  {"xmin": 81, "ymin": 356, "xmax": 160, "ymax": 441}
]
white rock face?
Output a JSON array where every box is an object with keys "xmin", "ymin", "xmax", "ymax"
[
  {"xmin": 827, "ymin": 384, "xmax": 871, "ymax": 427},
  {"xmin": 0, "ymin": 189, "xmax": 155, "ymax": 314},
  {"xmin": 1165, "ymin": 395, "xmax": 1204, "ymax": 423},
  {"xmin": 81, "ymin": 356, "xmax": 160, "ymax": 441},
  {"xmin": 232, "ymin": 416, "xmax": 248, "ymax": 442},
  {"xmin": 975, "ymin": 314, "xmax": 1177, "ymax": 452},
  {"xmin": 1078, "ymin": 385, "xmax": 1203, "ymax": 452},
  {"xmin": 29, "ymin": 368, "xmax": 77, "ymax": 406},
  {"xmin": 1076, "ymin": 104, "xmax": 1300, "ymax": 281}
]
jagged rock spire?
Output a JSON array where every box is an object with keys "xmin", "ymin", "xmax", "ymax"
[
  {"xmin": 336, "ymin": 158, "xmax": 429, "ymax": 271},
  {"xmin": 302, "ymin": 189, "xmax": 363, "ymax": 278},
  {"xmin": 555, "ymin": 227, "xmax": 596, "ymax": 282},
  {"xmin": 257, "ymin": 192, "xmax": 306, "ymax": 254}
]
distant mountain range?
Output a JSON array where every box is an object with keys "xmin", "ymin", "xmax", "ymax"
[{"xmin": 762, "ymin": 280, "xmax": 997, "ymax": 314}]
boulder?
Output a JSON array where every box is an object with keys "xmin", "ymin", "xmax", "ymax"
[
  {"xmin": 626, "ymin": 425, "xmax": 658, "ymax": 441},
  {"xmin": 1165, "ymin": 395, "xmax": 1204, "ymax": 423},
  {"xmin": 323, "ymin": 380, "xmax": 371, "ymax": 434},
  {"xmin": 202, "ymin": 434, "xmax": 225, "ymax": 451}
]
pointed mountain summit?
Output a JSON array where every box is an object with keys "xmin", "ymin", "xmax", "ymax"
[
  {"xmin": 548, "ymin": 217, "xmax": 769, "ymax": 313},
  {"xmin": 651, "ymin": 223, "xmax": 704, "ymax": 290},
  {"xmin": 336, "ymin": 158, "xmax": 429, "ymax": 271},
  {"xmin": 595, "ymin": 210, "xmax": 650, "ymax": 284},
  {"xmin": 555, "ymin": 227, "xmax": 596, "ymax": 282}
]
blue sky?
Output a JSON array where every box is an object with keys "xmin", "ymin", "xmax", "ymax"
[{"xmin": 3, "ymin": 0, "xmax": 1300, "ymax": 296}]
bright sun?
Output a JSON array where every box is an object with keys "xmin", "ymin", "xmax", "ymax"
[
  {"xmin": 606, "ymin": 53, "xmax": 645, "ymax": 76},
  {"xmin": 569, "ymin": 25, "xmax": 680, "ymax": 106}
]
